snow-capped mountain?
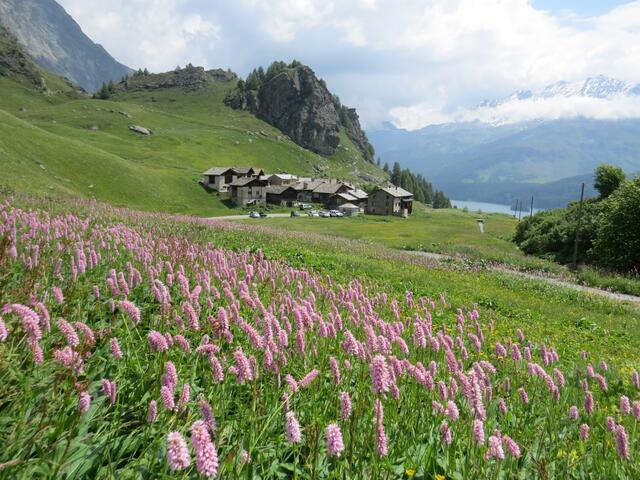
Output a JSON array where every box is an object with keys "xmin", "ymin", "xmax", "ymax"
[
  {"xmin": 369, "ymin": 75, "xmax": 640, "ymax": 208},
  {"xmin": 479, "ymin": 75, "xmax": 640, "ymax": 108}
]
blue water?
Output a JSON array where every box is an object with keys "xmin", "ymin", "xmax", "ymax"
[{"xmin": 452, "ymin": 200, "xmax": 543, "ymax": 216}]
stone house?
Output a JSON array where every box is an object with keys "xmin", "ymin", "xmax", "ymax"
[
  {"xmin": 202, "ymin": 167, "xmax": 265, "ymax": 192},
  {"xmin": 229, "ymin": 177, "xmax": 268, "ymax": 206},
  {"xmin": 367, "ymin": 186, "xmax": 413, "ymax": 216},
  {"xmin": 311, "ymin": 182, "xmax": 351, "ymax": 204},
  {"xmin": 266, "ymin": 185, "xmax": 298, "ymax": 206},
  {"xmin": 267, "ymin": 173, "xmax": 298, "ymax": 186}
]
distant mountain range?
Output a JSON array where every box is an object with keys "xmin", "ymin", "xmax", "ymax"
[
  {"xmin": 0, "ymin": 0, "xmax": 132, "ymax": 92},
  {"xmin": 370, "ymin": 76, "xmax": 640, "ymax": 208}
]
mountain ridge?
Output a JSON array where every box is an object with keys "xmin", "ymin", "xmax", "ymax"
[{"xmin": 0, "ymin": 0, "xmax": 133, "ymax": 92}]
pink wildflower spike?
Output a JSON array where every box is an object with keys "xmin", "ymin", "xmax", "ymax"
[
  {"xmin": 440, "ymin": 420, "xmax": 453, "ymax": 445},
  {"xmin": 580, "ymin": 423, "xmax": 589, "ymax": 441},
  {"xmin": 486, "ymin": 434, "xmax": 505, "ymax": 460},
  {"xmin": 299, "ymin": 369, "xmax": 320, "ymax": 389},
  {"xmin": 502, "ymin": 435, "xmax": 521, "ymax": 459},
  {"xmin": 472, "ymin": 419, "xmax": 485, "ymax": 444},
  {"xmin": 326, "ymin": 423, "xmax": 344, "ymax": 457},
  {"xmin": 620, "ymin": 395, "xmax": 631, "ymax": 415},
  {"xmin": 329, "ymin": 357, "xmax": 341, "ymax": 385},
  {"xmin": 110, "ymin": 337, "xmax": 123, "ymax": 359},
  {"xmin": 285, "ymin": 411, "xmax": 302, "ymax": 443},
  {"xmin": 52, "ymin": 286, "xmax": 64, "ymax": 304},
  {"xmin": 147, "ymin": 331, "xmax": 169, "ymax": 352},
  {"xmin": 376, "ymin": 419, "xmax": 388, "ymax": 456},
  {"xmin": 147, "ymin": 400, "xmax": 158, "ymax": 423},
  {"xmin": 57, "ymin": 319, "xmax": 80, "ymax": 348},
  {"xmin": 498, "ymin": 398, "xmax": 508, "ymax": 415},
  {"xmin": 584, "ymin": 391, "xmax": 594, "ymax": 415},
  {"xmin": 518, "ymin": 387, "xmax": 529, "ymax": 405},
  {"xmin": 161, "ymin": 385, "xmax": 175, "ymax": 411},
  {"xmin": 633, "ymin": 401, "xmax": 640, "ymax": 420},
  {"xmin": 78, "ymin": 391, "xmax": 91, "ymax": 414},
  {"xmin": 119, "ymin": 300, "xmax": 141, "ymax": 325},
  {"xmin": 633, "ymin": 370, "xmax": 640, "ymax": 389},
  {"xmin": 340, "ymin": 392, "xmax": 352, "ymax": 420},
  {"xmin": 370, "ymin": 354, "xmax": 392, "ymax": 394},
  {"xmin": 445, "ymin": 400, "xmax": 459, "ymax": 422},
  {"xmin": 606, "ymin": 416, "xmax": 616, "ymax": 432},
  {"xmin": 0, "ymin": 316, "xmax": 7, "ymax": 342},
  {"xmin": 615, "ymin": 425, "xmax": 630, "ymax": 460},
  {"xmin": 569, "ymin": 406, "xmax": 579, "ymax": 420},
  {"xmin": 167, "ymin": 432, "xmax": 191, "ymax": 471},
  {"xmin": 190, "ymin": 420, "xmax": 219, "ymax": 477},
  {"xmin": 178, "ymin": 384, "xmax": 190, "ymax": 411},
  {"xmin": 199, "ymin": 399, "xmax": 217, "ymax": 433}
]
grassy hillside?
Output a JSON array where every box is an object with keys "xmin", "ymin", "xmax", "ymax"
[{"xmin": 0, "ymin": 73, "xmax": 385, "ymax": 216}]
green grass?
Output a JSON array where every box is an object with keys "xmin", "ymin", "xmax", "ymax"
[
  {"xmin": 239, "ymin": 205, "xmax": 565, "ymax": 273},
  {"xmin": 0, "ymin": 76, "xmax": 385, "ymax": 217},
  {"xmin": 577, "ymin": 267, "xmax": 640, "ymax": 297}
]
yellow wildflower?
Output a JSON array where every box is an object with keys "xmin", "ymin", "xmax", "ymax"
[
  {"xmin": 405, "ymin": 468, "xmax": 416, "ymax": 477},
  {"xmin": 435, "ymin": 475, "xmax": 445, "ymax": 480}
]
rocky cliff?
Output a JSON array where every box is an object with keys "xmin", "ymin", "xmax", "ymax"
[
  {"xmin": 112, "ymin": 65, "xmax": 237, "ymax": 94},
  {"xmin": 0, "ymin": 25, "xmax": 83, "ymax": 95},
  {"xmin": 226, "ymin": 63, "xmax": 374, "ymax": 160},
  {"xmin": 0, "ymin": 0, "xmax": 132, "ymax": 92}
]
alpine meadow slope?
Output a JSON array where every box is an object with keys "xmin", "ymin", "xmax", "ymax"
[{"xmin": 0, "ymin": 40, "xmax": 386, "ymax": 216}]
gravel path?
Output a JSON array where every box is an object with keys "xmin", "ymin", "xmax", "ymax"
[
  {"xmin": 407, "ymin": 251, "xmax": 640, "ymax": 305},
  {"xmin": 207, "ymin": 213, "xmax": 291, "ymax": 220}
]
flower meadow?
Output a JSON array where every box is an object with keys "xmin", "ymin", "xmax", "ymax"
[{"xmin": 0, "ymin": 197, "xmax": 638, "ymax": 479}]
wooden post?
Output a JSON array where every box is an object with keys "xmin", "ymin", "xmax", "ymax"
[
  {"xmin": 518, "ymin": 200, "xmax": 522, "ymax": 221},
  {"xmin": 571, "ymin": 182, "xmax": 585, "ymax": 270},
  {"xmin": 530, "ymin": 196, "xmax": 534, "ymax": 217}
]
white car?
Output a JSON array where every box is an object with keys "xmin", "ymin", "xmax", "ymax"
[
  {"xmin": 319, "ymin": 211, "xmax": 331, "ymax": 217},
  {"xmin": 248, "ymin": 211, "xmax": 260, "ymax": 218},
  {"xmin": 308, "ymin": 210, "xmax": 320, "ymax": 217},
  {"xmin": 329, "ymin": 210, "xmax": 343, "ymax": 217}
]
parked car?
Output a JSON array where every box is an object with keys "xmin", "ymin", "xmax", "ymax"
[
  {"xmin": 291, "ymin": 210, "xmax": 300, "ymax": 217},
  {"xmin": 329, "ymin": 210, "xmax": 343, "ymax": 217},
  {"xmin": 259, "ymin": 212, "xmax": 268, "ymax": 218},
  {"xmin": 248, "ymin": 211, "xmax": 260, "ymax": 218},
  {"xmin": 308, "ymin": 210, "xmax": 320, "ymax": 217},
  {"xmin": 300, "ymin": 203, "xmax": 313, "ymax": 210},
  {"xmin": 319, "ymin": 211, "xmax": 331, "ymax": 218}
]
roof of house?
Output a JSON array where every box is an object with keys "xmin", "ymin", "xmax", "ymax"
[
  {"xmin": 338, "ymin": 203, "xmax": 360, "ymax": 210},
  {"xmin": 203, "ymin": 167, "xmax": 233, "ymax": 176},
  {"xmin": 229, "ymin": 177, "xmax": 267, "ymax": 187},
  {"xmin": 234, "ymin": 167, "xmax": 264, "ymax": 175},
  {"xmin": 313, "ymin": 182, "xmax": 347, "ymax": 194},
  {"xmin": 266, "ymin": 185, "xmax": 296, "ymax": 195},
  {"xmin": 269, "ymin": 173, "xmax": 298, "ymax": 180},
  {"xmin": 334, "ymin": 192, "xmax": 358, "ymax": 202},
  {"xmin": 376, "ymin": 186, "xmax": 414, "ymax": 198},
  {"xmin": 349, "ymin": 189, "xmax": 369, "ymax": 199},
  {"xmin": 294, "ymin": 180, "xmax": 325, "ymax": 191}
]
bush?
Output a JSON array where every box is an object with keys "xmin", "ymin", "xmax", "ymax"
[{"xmin": 591, "ymin": 177, "xmax": 640, "ymax": 271}]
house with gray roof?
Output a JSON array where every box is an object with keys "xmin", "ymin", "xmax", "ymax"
[
  {"xmin": 367, "ymin": 185, "xmax": 413, "ymax": 216},
  {"xmin": 202, "ymin": 166, "xmax": 265, "ymax": 192},
  {"xmin": 229, "ymin": 177, "xmax": 268, "ymax": 206}
]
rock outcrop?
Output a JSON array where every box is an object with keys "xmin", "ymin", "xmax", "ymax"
[
  {"xmin": 343, "ymin": 108, "xmax": 374, "ymax": 162},
  {"xmin": 128, "ymin": 125, "xmax": 151, "ymax": 135},
  {"xmin": 226, "ymin": 64, "xmax": 374, "ymax": 160},
  {"xmin": 113, "ymin": 65, "xmax": 237, "ymax": 94}
]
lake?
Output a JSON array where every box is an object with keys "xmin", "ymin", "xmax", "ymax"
[{"xmin": 451, "ymin": 199, "xmax": 543, "ymax": 216}]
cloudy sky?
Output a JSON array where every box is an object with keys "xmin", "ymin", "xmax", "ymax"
[{"xmin": 57, "ymin": 0, "xmax": 640, "ymax": 129}]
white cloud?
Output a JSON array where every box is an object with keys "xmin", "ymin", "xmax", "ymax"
[{"xmin": 57, "ymin": 0, "xmax": 640, "ymax": 128}]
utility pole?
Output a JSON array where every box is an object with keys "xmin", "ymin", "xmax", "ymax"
[
  {"xmin": 571, "ymin": 182, "xmax": 585, "ymax": 270},
  {"xmin": 518, "ymin": 199, "xmax": 522, "ymax": 221},
  {"xmin": 513, "ymin": 200, "xmax": 518, "ymax": 219},
  {"xmin": 530, "ymin": 196, "xmax": 534, "ymax": 217}
]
